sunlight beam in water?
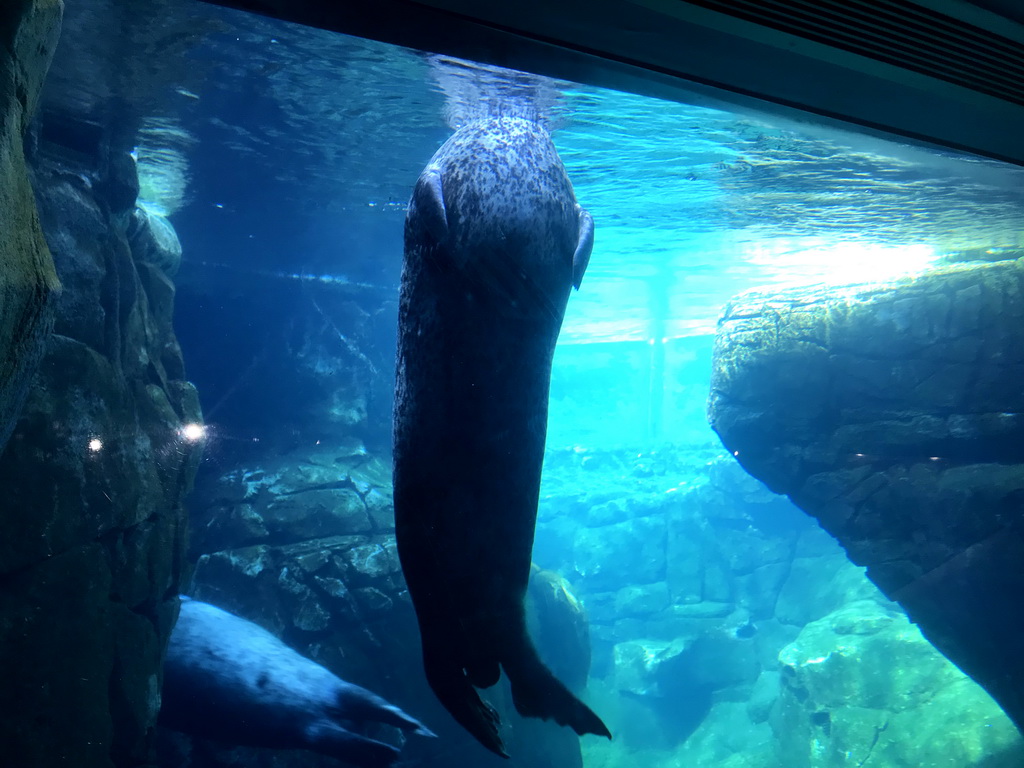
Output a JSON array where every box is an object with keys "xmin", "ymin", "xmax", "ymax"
[{"xmin": 744, "ymin": 240, "xmax": 937, "ymax": 287}]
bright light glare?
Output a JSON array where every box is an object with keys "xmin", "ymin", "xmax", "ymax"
[
  {"xmin": 749, "ymin": 240, "xmax": 937, "ymax": 287},
  {"xmin": 88, "ymin": 438, "xmax": 103, "ymax": 453},
  {"xmin": 180, "ymin": 423, "xmax": 206, "ymax": 442}
]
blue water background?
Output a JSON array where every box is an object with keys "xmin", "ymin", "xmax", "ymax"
[{"xmin": 89, "ymin": 1, "xmax": 1024, "ymax": 765}]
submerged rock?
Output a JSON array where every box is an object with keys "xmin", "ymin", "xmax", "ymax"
[
  {"xmin": 773, "ymin": 600, "xmax": 1023, "ymax": 767},
  {"xmin": 128, "ymin": 206, "xmax": 183, "ymax": 276},
  {"xmin": 527, "ymin": 565, "xmax": 593, "ymax": 692},
  {"xmin": 709, "ymin": 260, "xmax": 1024, "ymax": 734}
]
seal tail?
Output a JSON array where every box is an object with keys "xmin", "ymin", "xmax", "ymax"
[{"xmin": 502, "ymin": 631, "xmax": 611, "ymax": 741}]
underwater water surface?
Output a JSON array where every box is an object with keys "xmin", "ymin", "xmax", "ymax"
[{"xmin": 29, "ymin": 1, "xmax": 1024, "ymax": 767}]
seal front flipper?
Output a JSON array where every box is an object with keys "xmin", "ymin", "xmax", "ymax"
[
  {"xmin": 338, "ymin": 684, "xmax": 438, "ymax": 738},
  {"xmin": 572, "ymin": 205, "xmax": 594, "ymax": 290},
  {"xmin": 305, "ymin": 721, "xmax": 402, "ymax": 768},
  {"xmin": 410, "ymin": 166, "xmax": 449, "ymax": 246}
]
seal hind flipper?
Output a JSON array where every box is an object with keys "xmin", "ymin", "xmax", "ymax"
[
  {"xmin": 572, "ymin": 206, "xmax": 594, "ymax": 290},
  {"xmin": 423, "ymin": 644, "xmax": 508, "ymax": 758},
  {"xmin": 503, "ymin": 631, "xmax": 611, "ymax": 741}
]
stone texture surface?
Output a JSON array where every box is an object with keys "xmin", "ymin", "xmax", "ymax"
[
  {"xmin": 774, "ymin": 600, "xmax": 1020, "ymax": 767},
  {"xmin": 708, "ymin": 259, "xmax": 1024, "ymax": 734},
  {"xmin": 0, "ymin": 0, "xmax": 61, "ymax": 451},
  {"xmin": 0, "ymin": 85, "xmax": 202, "ymax": 768}
]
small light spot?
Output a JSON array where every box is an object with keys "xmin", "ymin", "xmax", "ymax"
[
  {"xmin": 929, "ymin": 456, "xmax": 941, "ymax": 462},
  {"xmin": 733, "ymin": 450, "xmax": 740, "ymax": 457},
  {"xmin": 88, "ymin": 438, "xmax": 103, "ymax": 453}
]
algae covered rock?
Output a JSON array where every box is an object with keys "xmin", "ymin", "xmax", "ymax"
[
  {"xmin": 527, "ymin": 565, "xmax": 593, "ymax": 692},
  {"xmin": 0, "ymin": 0, "xmax": 61, "ymax": 452},
  {"xmin": 189, "ymin": 446, "xmax": 392, "ymax": 555},
  {"xmin": 708, "ymin": 260, "xmax": 1024, "ymax": 731},
  {"xmin": 573, "ymin": 513, "xmax": 667, "ymax": 591},
  {"xmin": 773, "ymin": 600, "xmax": 1023, "ymax": 767}
]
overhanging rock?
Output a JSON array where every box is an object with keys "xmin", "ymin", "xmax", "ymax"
[{"xmin": 708, "ymin": 258, "xmax": 1024, "ymax": 732}]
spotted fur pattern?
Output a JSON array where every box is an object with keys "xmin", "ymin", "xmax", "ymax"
[{"xmin": 394, "ymin": 116, "xmax": 605, "ymax": 757}]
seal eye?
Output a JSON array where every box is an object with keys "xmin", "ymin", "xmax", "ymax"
[{"xmin": 256, "ymin": 672, "xmax": 270, "ymax": 689}]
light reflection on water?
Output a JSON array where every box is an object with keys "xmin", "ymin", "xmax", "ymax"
[
  {"xmin": 553, "ymin": 87, "xmax": 1024, "ymax": 342},
  {"xmin": 52, "ymin": 0, "xmax": 1024, "ymax": 344}
]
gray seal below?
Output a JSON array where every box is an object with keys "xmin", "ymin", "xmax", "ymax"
[
  {"xmin": 160, "ymin": 596, "xmax": 435, "ymax": 766},
  {"xmin": 393, "ymin": 115, "xmax": 608, "ymax": 757}
]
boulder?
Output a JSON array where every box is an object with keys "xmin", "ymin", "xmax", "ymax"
[
  {"xmin": 128, "ymin": 206, "xmax": 183, "ymax": 276},
  {"xmin": 612, "ymin": 626, "xmax": 761, "ymax": 746},
  {"xmin": 773, "ymin": 601, "xmax": 1023, "ymax": 767},
  {"xmin": 527, "ymin": 565, "xmax": 593, "ymax": 692},
  {"xmin": 189, "ymin": 448, "xmax": 393, "ymax": 555},
  {"xmin": 709, "ymin": 260, "xmax": 1024, "ymax": 732}
]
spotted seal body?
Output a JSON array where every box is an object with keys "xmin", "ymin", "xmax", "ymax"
[
  {"xmin": 394, "ymin": 116, "xmax": 607, "ymax": 756},
  {"xmin": 160, "ymin": 597, "xmax": 435, "ymax": 766}
]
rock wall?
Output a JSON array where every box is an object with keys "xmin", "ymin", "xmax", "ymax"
[
  {"xmin": 0, "ymin": 89, "xmax": 202, "ymax": 768},
  {"xmin": 178, "ymin": 423, "xmax": 1023, "ymax": 767},
  {"xmin": 538, "ymin": 447, "xmax": 1023, "ymax": 768},
  {"xmin": 708, "ymin": 259, "xmax": 1024, "ymax": 736},
  {"xmin": 0, "ymin": 0, "xmax": 61, "ymax": 450}
]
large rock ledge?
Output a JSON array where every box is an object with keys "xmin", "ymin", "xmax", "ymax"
[
  {"xmin": 0, "ymin": 16, "xmax": 203, "ymax": 761},
  {"xmin": 708, "ymin": 259, "xmax": 1024, "ymax": 733},
  {"xmin": 0, "ymin": 0, "xmax": 62, "ymax": 450}
]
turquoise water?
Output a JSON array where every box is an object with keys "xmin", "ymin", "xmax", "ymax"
[
  {"xmin": 30, "ymin": 1, "xmax": 1024, "ymax": 767},
  {"xmin": 554, "ymin": 89, "xmax": 1024, "ymax": 342},
  {"xmin": 127, "ymin": 9, "xmax": 1024, "ymax": 346}
]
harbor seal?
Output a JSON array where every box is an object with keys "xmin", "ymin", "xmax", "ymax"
[
  {"xmin": 160, "ymin": 597, "xmax": 435, "ymax": 766},
  {"xmin": 393, "ymin": 115, "xmax": 608, "ymax": 757}
]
